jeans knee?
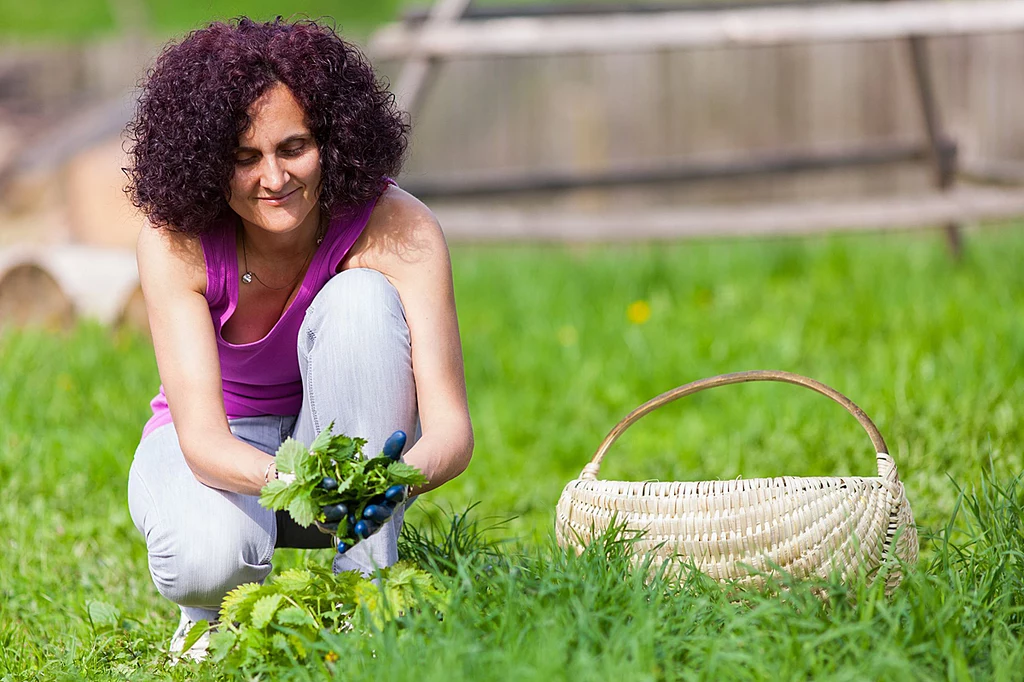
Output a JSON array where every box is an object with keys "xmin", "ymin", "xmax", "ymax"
[
  {"xmin": 300, "ymin": 268, "xmax": 409, "ymax": 354},
  {"xmin": 316, "ymin": 268, "xmax": 404, "ymax": 322},
  {"xmin": 148, "ymin": 533, "xmax": 271, "ymax": 610}
]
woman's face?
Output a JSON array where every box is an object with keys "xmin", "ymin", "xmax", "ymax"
[{"xmin": 228, "ymin": 82, "xmax": 322, "ymax": 237}]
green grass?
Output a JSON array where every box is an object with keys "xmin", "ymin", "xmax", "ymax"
[
  {"xmin": 0, "ymin": 0, "xmax": 403, "ymax": 42},
  {"xmin": 1, "ymin": 226, "xmax": 1023, "ymax": 679},
  {"xmin": 0, "ymin": 0, "xmax": 725, "ymax": 42},
  {"xmin": 0, "ymin": 0, "xmax": 115, "ymax": 40}
]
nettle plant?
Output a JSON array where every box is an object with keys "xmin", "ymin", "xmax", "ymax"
[
  {"xmin": 180, "ymin": 429, "xmax": 444, "ymax": 667},
  {"xmin": 190, "ymin": 561, "xmax": 447, "ymax": 667}
]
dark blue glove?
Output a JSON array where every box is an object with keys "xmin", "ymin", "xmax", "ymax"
[{"xmin": 314, "ymin": 430, "xmax": 409, "ymax": 554}]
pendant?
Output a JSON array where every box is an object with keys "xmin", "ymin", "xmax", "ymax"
[{"xmin": 242, "ymin": 272, "xmax": 253, "ymax": 284}]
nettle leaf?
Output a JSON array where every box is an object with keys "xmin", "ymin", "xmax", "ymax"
[
  {"xmin": 319, "ymin": 571, "xmax": 361, "ymax": 603},
  {"xmin": 336, "ymin": 471, "xmax": 362, "ymax": 496},
  {"xmin": 309, "ymin": 422, "xmax": 335, "ymax": 453},
  {"xmin": 239, "ymin": 627, "xmax": 269, "ymax": 658},
  {"xmin": 251, "ymin": 593, "xmax": 285, "ymax": 629},
  {"xmin": 275, "ymin": 606, "xmax": 316, "ymax": 628},
  {"xmin": 273, "ymin": 568, "xmax": 313, "ymax": 594},
  {"xmin": 288, "ymin": 494, "xmax": 320, "ymax": 528},
  {"xmin": 208, "ymin": 630, "xmax": 238, "ymax": 662},
  {"xmin": 387, "ymin": 461, "xmax": 429, "ymax": 486},
  {"xmin": 220, "ymin": 582, "xmax": 265, "ymax": 624},
  {"xmin": 274, "ymin": 438, "xmax": 307, "ymax": 475},
  {"xmin": 294, "ymin": 448, "xmax": 319, "ymax": 485},
  {"xmin": 306, "ymin": 562, "xmax": 335, "ymax": 582},
  {"xmin": 381, "ymin": 563, "xmax": 444, "ymax": 617},
  {"xmin": 271, "ymin": 632, "xmax": 291, "ymax": 653},
  {"xmin": 353, "ymin": 581, "xmax": 384, "ymax": 628},
  {"xmin": 182, "ymin": 619, "xmax": 210, "ymax": 654},
  {"xmin": 328, "ymin": 436, "xmax": 362, "ymax": 461},
  {"xmin": 384, "ymin": 561, "xmax": 432, "ymax": 588},
  {"xmin": 259, "ymin": 478, "xmax": 295, "ymax": 511}
]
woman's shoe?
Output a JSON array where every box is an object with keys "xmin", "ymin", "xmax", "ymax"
[{"xmin": 168, "ymin": 611, "xmax": 211, "ymax": 663}]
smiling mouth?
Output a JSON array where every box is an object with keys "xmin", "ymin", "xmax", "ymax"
[{"xmin": 258, "ymin": 188, "xmax": 300, "ymax": 205}]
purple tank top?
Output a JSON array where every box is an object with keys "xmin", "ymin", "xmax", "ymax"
[{"xmin": 142, "ymin": 187, "xmax": 388, "ymax": 439}]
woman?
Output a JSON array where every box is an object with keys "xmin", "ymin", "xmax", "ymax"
[{"xmin": 124, "ymin": 17, "xmax": 473, "ymax": 660}]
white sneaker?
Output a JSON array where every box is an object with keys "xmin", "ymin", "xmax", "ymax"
[{"xmin": 169, "ymin": 612, "xmax": 211, "ymax": 663}]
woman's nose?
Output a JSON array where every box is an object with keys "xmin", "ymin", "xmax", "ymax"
[{"xmin": 260, "ymin": 157, "xmax": 290, "ymax": 192}]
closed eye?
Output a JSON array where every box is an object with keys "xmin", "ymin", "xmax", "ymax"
[
  {"xmin": 233, "ymin": 137, "xmax": 311, "ymax": 165},
  {"xmin": 280, "ymin": 142, "xmax": 309, "ymax": 157}
]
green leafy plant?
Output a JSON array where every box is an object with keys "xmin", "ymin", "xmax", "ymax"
[
  {"xmin": 259, "ymin": 424, "xmax": 427, "ymax": 543},
  {"xmin": 203, "ymin": 561, "xmax": 447, "ymax": 669}
]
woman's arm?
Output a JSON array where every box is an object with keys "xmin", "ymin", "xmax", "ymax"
[
  {"xmin": 345, "ymin": 187, "xmax": 474, "ymax": 494},
  {"xmin": 137, "ymin": 225, "xmax": 275, "ymax": 495}
]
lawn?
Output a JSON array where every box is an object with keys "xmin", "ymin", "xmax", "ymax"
[
  {"xmin": 1, "ymin": 227, "xmax": 1022, "ymax": 680},
  {"xmin": 0, "ymin": 0, "xmax": 402, "ymax": 41},
  {"xmin": 0, "ymin": 0, "xmax": 645, "ymax": 41}
]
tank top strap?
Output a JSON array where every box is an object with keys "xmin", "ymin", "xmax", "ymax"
[
  {"xmin": 324, "ymin": 179, "xmax": 396, "ymax": 275},
  {"xmin": 199, "ymin": 220, "xmax": 232, "ymax": 306}
]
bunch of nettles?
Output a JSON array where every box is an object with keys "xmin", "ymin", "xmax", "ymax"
[{"xmin": 259, "ymin": 424, "xmax": 427, "ymax": 546}]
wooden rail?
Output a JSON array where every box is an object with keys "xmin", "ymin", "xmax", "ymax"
[
  {"xmin": 400, "ymin": 140, "xmax": 929, "ymax": 198},
  {"xmin": 371, "ymin": 0, "xmax": 1024, "ymax": 59},
  {"xmin": 401, "ymin": 0, "xmax": 869, "ymax": 22},
  {"xmin": 431, "ymin": 188, "xmax": 1024, "ymax": 242}
]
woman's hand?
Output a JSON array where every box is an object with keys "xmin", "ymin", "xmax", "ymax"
[{"xmin": 314, "ymin": 431, "xmax": 409, "ymax": 554}]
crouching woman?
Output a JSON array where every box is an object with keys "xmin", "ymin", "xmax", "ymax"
[{"xmin": 123, "ymin": 17, "xmax": 473, "ymax": 659}]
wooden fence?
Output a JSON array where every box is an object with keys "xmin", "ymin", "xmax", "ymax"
[{"xmin": 380, "ymin": 31, "xmax": 1024, "ymax": 211}]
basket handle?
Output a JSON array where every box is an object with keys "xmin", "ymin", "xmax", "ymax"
[{"xmin": 580, "ymin": 370, "xmax": 896, "ymax": 483}]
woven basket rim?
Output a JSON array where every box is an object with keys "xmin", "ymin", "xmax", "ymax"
[
  {"xmin": 579, "ymin": 371, "xmax": 902, "ymax": 486},
  {"xmin": 566, "ymin": 473, "xmax": 898, "ymax": 485}
]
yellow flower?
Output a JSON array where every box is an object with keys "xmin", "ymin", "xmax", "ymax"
[
  {"xmin": 325, "ymin": 651, "xmax": 340, "ymax": 664},
  {"xmin": 626, "ymin": 300, "xmax": 651, "ymax": 325}
]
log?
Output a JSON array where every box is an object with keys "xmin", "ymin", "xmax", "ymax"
[
  {"xmin": 0, "ymin": 245, "xmax": 143, "ymax": 332},
  {"xmin": 116, "ymin": 285, "xmax": 150, "ymax": 337},
  {"xmin": 370, "ymin": 0, "xmax": 1024, "ymax": 60},
  {"xmin": 0, "ymin": 262, "xmax": 74, "ymax": 330},
  {"xmin": 41, "ymin": 245, "xmax": 141, "ymax": 326}
]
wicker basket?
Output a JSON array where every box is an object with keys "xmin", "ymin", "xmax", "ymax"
[{"xmin": 555, "ymin": 371, "xmax": 917, "ymax": 592}]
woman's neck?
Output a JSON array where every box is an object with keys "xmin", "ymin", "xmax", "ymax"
[{"xmin": 238, "ymin": 207, "xmax": 323, "ymax": 261}]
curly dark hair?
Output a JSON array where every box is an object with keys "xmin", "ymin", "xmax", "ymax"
[{"xmin": 124, "ymin": 17, "xmax": 409, "ymax": 235}]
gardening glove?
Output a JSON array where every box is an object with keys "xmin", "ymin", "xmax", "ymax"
[{"xmin": 314, "ymin": 430, "xmax": 410, "ymax": 554}]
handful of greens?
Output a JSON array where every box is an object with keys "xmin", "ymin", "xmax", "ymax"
[{"xmin": 259, "ymin": 424, "xmax": 427, "ymax": 546}]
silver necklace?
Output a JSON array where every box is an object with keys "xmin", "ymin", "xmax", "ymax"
[{"xmin": 241, "ymin": 223, "xmax": 324, "ymax": 291}]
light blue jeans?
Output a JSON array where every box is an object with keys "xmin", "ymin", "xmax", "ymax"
[{"xmin": 127, "ymin": 269, "xmax": 419, "ymax": 623}]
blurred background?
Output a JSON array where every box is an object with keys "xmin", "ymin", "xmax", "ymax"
[{"xmin": 3, "ymin": 0, "xmax": 1024, "ymax": 329}]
